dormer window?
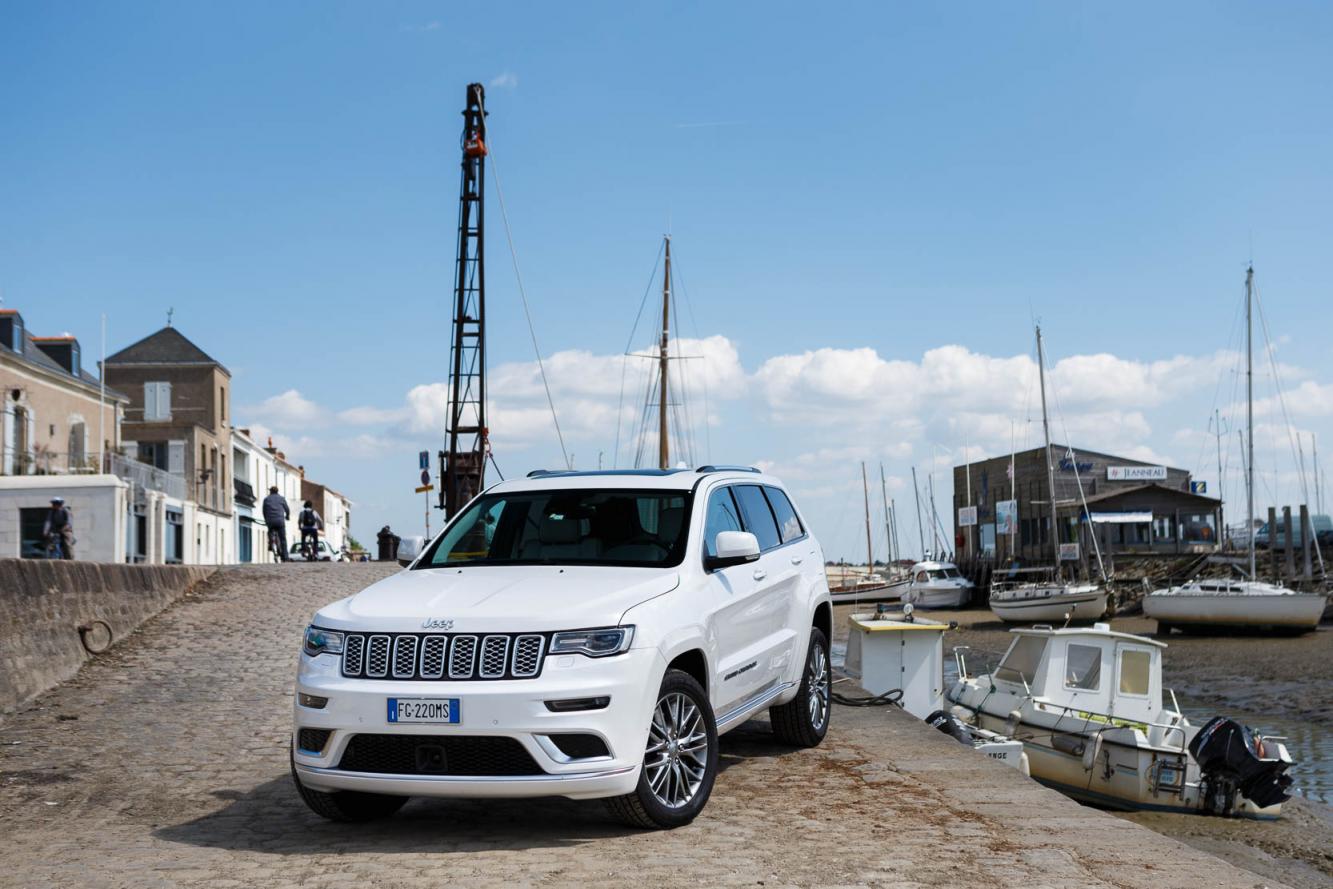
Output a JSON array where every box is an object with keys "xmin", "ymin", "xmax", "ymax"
[{"xmin": 0, "ymin": 312, "xmax": 22, "ymax": 352}]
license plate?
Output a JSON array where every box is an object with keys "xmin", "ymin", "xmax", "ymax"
[{"xmin": 387, "ymin": 697, "xmax": 460, "ymax": 724}]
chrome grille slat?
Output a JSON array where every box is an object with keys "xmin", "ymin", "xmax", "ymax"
[
  {"xmin": 338, "ymin": 633, "xmax": 546, "ymax": 680},
  {"xmin": 392, "ymin": 635, "xmax": 418, "ymax": 679},
  {"xmin": 512, "ymin": 635, "xmax": 544, "ymax": 678},
  {"xmin": 420, "ymin": 635, "xmax": 447, "ymax": 679},
  {"xmin": 450, "ymin": 635, "xmax": 477, "ymax": 679},
  {"xmin": 342, "ymin": 634, "xmax": 365, "ymax": 676},
  {"xmin": 366, "ymin": 635, "xmax": 390, "ymax": 678},
  {"xmin": 480, "ymin": 635, "xmax": 509, "ymax": 678}
]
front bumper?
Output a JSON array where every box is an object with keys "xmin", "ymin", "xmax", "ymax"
[{"xmin": 292, "ymin": 646, "xmax": 662, "ymax": 800}]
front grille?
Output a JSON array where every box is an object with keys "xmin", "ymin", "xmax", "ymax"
[
  {"xmin": 339, "ymin": 632, "xmax": 550, "ymax": 681},
  {"xmin": 297, "ymin": 728, "xmax": 332, "ymax": 754},
  {"xmin": 548, "ymin": 733, "xmax": 610, "ymax": 759},
  {"xmin": 338, "ymin": 734, "xmax": 544, "ymax": 776}
]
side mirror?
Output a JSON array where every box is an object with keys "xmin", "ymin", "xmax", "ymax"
[
  {"xmin": 705, "ymin": 530, "xmax": 761, "ymax": 571},
  {"xmin": 397, "ymin": 535, "xmax": 426, "ymax": 566}
]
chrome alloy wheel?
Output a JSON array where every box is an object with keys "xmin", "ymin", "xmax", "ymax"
[
  {"xmin": 807, "ymin": 643, "xmax": 830, "ymax": 732},
  {"xmin": 644, "ymin": 691, "xmax": 710, "ymax": 809}
]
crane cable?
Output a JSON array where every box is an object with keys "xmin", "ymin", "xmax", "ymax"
[{"xmin": 476, "ymin": 93, "xmax": 571, "ymax": 470}]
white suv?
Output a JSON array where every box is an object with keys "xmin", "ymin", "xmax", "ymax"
[{"xmin": 291, "ymin": 466, "xmax": 832, "ymax": 828}]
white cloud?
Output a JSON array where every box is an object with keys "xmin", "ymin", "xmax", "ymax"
[
  {"xmin": 489, "ymin": 71, "xmax": 518, "ymax": 89},
  {"xmin": 242, "ymin": 389, "xmax": 327, "ymax": 427}
]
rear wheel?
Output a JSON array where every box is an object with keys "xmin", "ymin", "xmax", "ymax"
[
  {"xmin": 770, "ymin": 628, "xmax": 831, "ymax": 747},
  {"xmin": 290, "ymin": 746, "xmax": 408, "ymax": 822},
  {"xmin": 606, "ymin": 669, "xmax": 717, "ymax": 829}
]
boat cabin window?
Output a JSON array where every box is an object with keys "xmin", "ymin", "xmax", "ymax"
[
  {"xmin": 995, "ymin": 636, "xmax": 1047, "ymax": 685},
  {"xmin": 916, "ymin": 571, "xmax": 928, "ymax": 583},
  {"xmin": 1118, "ymin": 649, "xmax": 1151, "ymax": 696},
  {"xmin": 1064, "ymin": 643, "xmax": 1102, "ymax": 691}
]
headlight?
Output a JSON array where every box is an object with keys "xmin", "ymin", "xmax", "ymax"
[
  {"xmin": 303, "ymin": 626, "xmax": 345, "ymax": 657},
  {"xmin": 550, "ymin": 626, "xmax": 634, "ymax": 657}
]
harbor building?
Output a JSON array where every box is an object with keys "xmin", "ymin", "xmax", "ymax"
[{"xmin": 952, "ymin": 445, "xmax": 1221, "ymax": 562}]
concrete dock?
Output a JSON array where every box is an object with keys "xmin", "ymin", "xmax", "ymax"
[{"xmin": 0, "ymin": 564, "xmax": 1302, "ymax": 888}]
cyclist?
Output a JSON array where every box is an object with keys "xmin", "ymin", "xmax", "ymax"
[
  {"xmin": 43, "ymin": 497, "xmax": 75, "ymax": 560},
  {"xmin": 298, "ymin": 500, "xmax": 324, "ymax": 561},
  {"xmin": 262, "ymin": 485, "xmax": 291, "ymax": 562}
]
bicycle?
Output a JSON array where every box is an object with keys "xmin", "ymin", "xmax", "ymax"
[
  {"xmin": 44, "ymin": 533, "xmax": 70, "ymax": 560},
  {"xmin": 301, "ymin": 533, "xmax": 320, "ymax": 562},
  {"xmin": 268, "ymin": 526, "xmax": 288, "ymax": 562}
]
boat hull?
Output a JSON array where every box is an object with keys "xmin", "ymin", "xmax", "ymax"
[
  {"xmin": 902, "ymin": 583, "xmax": 971, "ymax": 609},
  {"xmin": 989, "ymin": 589, "xmax": 1108, "ymax": 623},
  {"xmin": 1144, "ymin": 592, "xmax": 1326, "ymax": 631}
]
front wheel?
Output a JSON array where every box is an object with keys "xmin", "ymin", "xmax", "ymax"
[
  {"xmin": 290, "ymin": 746, "xmax": 407, "ymax": 822},
  {"xmin": 770, "ymin": 627, "xmax": 831, "ymax": 747},
  {"xmin": 606, "ymin": 669, "xmax": 718, "ymax": 829}
]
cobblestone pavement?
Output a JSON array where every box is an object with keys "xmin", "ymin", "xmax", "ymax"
[{"xmin": 0, "ymin": 565, "xmax": 1287, "ymax": 888}]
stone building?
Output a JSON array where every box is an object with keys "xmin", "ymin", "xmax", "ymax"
[{"xmin": 104, "ymin": 326, "xmax": 234, "ymax": 564}]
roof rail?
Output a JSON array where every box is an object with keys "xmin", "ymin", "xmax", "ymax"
[
  {"xmin": 526, "ymin": 469, "xmax": 558, "ymax": 478},
  {"xmin": 696, "ymin": 465, "xmax": 761, "ymax": 474}
]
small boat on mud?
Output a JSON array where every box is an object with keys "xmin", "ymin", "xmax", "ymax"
[
  {"xmin": 1143, "ymin": 578, "xmax": 1327, "ymax": 633},
  {"xmin": 947, "ymin": 622, "xmax": 1295, "ymax": 816},
  {"xmin": 901, "ymin": 560, "xmax": 974, "ymax": 609}
]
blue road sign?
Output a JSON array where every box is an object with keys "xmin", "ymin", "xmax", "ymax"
[
  {"xmin": 419, "ymin": 450, "xmax": 430, "ymax": 471},
  {"xmin": 420, "ymin": 469, "xmax": 431, "ymax": 486}
]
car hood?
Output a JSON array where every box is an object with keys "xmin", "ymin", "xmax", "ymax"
[{"xmin": 313, "ymin": 565, "xmax": 680, "ymax": 634}]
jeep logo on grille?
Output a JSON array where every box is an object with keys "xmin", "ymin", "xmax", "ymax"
[{"xmin": 422, "ymin": 618, "xmax": 454, "ymax": 630}]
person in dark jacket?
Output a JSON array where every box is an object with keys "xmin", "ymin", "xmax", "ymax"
[
  {"xmin": 262, "ymin": 486, "xmax": 291, "ymax": 562},
  {"xmin": 298, "ymin": 500, "xmax": 324, "ymax": 561},
  {"xmin": 43, "ymin": 497, "xmax": 75, "ymax": 559}
]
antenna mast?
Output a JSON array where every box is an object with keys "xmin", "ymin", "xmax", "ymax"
[
  {"xmin": 441, "ymin": 82, "xmax": 489, "ymax": 517},
  {"xmin": 1246, "ymin": 266, "xmax": 1256, "ymax": 580}
]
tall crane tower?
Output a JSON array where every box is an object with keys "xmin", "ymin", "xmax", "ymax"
[{"xmin": 439, "ymin": 83, "xmax": 488, "ymax": 517}]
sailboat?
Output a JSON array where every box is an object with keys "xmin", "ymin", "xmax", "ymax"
[
  {"xmin": 989, "ymin": 326, "xmax": 1111, "ymax": 623},
  {"xmin": 1144, "ymin": 267, "xmax": 1328, "ymax": 633}
]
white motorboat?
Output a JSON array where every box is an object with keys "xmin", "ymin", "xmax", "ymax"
[
  {"xmin": 989, "ymin": 581, "xmax": 1110, "ymax": 623},
  {"xmin": 947, "ymin": 623, "xmax": 1295, "ymax": 816},
  {"xmin": 901, "ymin": 561, "xmax": 974, "ymax": 609},
  {"xmin": 1143, "ymin": 579, "xmax": 1327, "ymax": 633}
]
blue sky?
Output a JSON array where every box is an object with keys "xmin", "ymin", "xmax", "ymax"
[{"xmin": 5, "ymin": 2, "xmax": 1333, "ymax": 559}]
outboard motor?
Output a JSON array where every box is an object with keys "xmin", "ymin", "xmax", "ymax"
[
  {"xmin": 925, "ymin": 710, "xmax": 972, "ymax": 745},
  {"xmin": 1188, "ymin": 716, "xmax": 1293, "ymax": 813}
]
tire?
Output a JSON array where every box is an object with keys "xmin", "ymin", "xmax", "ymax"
[
  {"xmin": 770, "ymin": 627, "xmax": 831, "ymax": 748},
  {"xmin": 290, "ymin": 746, "xmax": 408, "ymax": 822},
  {"xmin": 606, "ymin": 669, "xmax": 718, "ymax": 829}
]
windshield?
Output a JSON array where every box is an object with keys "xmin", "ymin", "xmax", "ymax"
[{"xmin": 415, "ymin": 488, "xmax": 693, "ymax": 568}]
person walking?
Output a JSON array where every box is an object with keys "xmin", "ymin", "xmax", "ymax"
[
  {"xmin": 43, "ymin": 497, "xmax": 75, "ymax": 559},
  {"xmin": 299, "ymin": 500, "xmax": 324, "ymax": 561},
  {"xmin": 262, "ymin": 486, "xmax": 291, "ymax": 562}
]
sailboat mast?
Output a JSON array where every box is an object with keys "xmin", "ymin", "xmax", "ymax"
[
  {"xmin": 862, "ymin": 462, "xmax": 874, "ymax": 576},
  {"xmin": 879, "ymin": 463, "xmax": 893, "ymax": 567},
  {"xmin": 1035, "ymin": 325, "xmax": 1059, "ymax": 572},
  {"xmin": 1246, "ymin": 265, "xmax": 1256, "ymax": 580},
  {"xmin": 911, "ymin": 466, "xmax": 926, "ymax": 559},
  {"xmin": 658, "ymin": 236, "xmax": 672, "ymax": 470}
]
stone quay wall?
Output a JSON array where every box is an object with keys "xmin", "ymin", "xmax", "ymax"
[{"xmin": 0, "ymin": 559, "xmax": 214, "ymax": 714}]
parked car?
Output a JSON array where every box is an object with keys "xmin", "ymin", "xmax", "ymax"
[
  {"xmin": 289, "ymin": 539, "xmax": 345, "ymax": 562},
  {"xmin": 291, "ymin": 466, "xmax": 832, "ymax": 828},
  {"xmin": 1254, "ymin": 514, "xmax": 1332, "ymax": 550}
]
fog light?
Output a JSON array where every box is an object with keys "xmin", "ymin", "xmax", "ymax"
[
  {"xmin": 544, "ymin": 696, "xmax": 610, "ymax": 712},
  {"xmin": 299, "ymin": 693, "xmax": 328, "ymax": 709}
]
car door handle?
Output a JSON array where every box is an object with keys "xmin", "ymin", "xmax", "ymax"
[
  {"xmin": 752, "ymin": 569, "xmax": 767, "ymax": 581},
  {"xmin": 790, "ymin": 556, "xmax": 804, "ymax": 566}
]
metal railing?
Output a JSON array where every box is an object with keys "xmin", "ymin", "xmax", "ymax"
[
  {"xmin": 3, "ymin": 450, "xmax": 100, "ymax": 475},
  {"xmin": 108, "ymin": 452, "xmax": 188, "ymax": 500}
]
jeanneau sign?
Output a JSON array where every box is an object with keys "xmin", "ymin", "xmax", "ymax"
[{"xmin": 1107, "ymin": 465, "xmax": 1167, "ymax": 481}]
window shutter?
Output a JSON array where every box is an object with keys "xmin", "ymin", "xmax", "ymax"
[
  {"xmin": 168, "ymin": 440, "xmax": 185, "ymax": 474},
  {"xmin": 143, "ymin": 383, "xmax": 157, "ymax": 420},
  {"xmin": 160, "ymin": 382, "xmax": 172, "ymax": 419}
]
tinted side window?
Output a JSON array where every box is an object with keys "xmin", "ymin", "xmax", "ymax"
[
  {"xmin": 733, "ymin": 485, "xmax": 781, "ymax": 552},
  {"xmin": 764, "ymin": 486, "xmax": 805, "ymax": 543},
  {"xmin": 703, "ymin": 487, "xmax": 743, "ymax": 559}
]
